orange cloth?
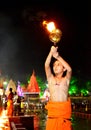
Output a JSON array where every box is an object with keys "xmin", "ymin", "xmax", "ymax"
[
  {"xmin": 45, "ymin": 98, "xmax": 72, "ymax": 130},
  {"xmin": 7, "ymin": 99, "xmax": 13, "ymax": 116}
]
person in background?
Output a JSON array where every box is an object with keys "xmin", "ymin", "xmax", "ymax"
[
  {"xmin": 13, "ymin": 92, "xmax": 19, "ymax": 116},
  {"xmin": 45, "ymin": 46, "xmax": 72, "ymax": 130},
  {"xmin": 17, "ymin": 95, "xmax": 21, "ymax": 115},
  {"xmin": 20, "ymin": 97, "xmax": 25, "ymax": 114},
  {"xmin": 7, "ymin": 88, "xmax": 14, "ymax": 116}
]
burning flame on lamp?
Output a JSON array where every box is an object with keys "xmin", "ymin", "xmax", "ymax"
[{"xmin": 43, "ymin": 20, "xmax": 62, "ymax": 46}]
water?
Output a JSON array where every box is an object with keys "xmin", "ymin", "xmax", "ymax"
[
  {"xmin": 35, "ymin": 111, "xmax": 91, "ymax": 130},
  {"xmin": 72, "ymin": 116, "xmax": 91, "ymax": 130}
]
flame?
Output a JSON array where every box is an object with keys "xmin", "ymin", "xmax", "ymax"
[
  {"xmin": 46, "ymin": 22, "xmax": 56, "ymax": 32},
  {"xmin": 0, "ymin": 109, "xmax": 10, "ymax": 130},
  {"xmin": 42, "ymin": 20, "xmax": 62, "ymax": 44},
  {"xmin": 43, "ymin": 21, "xmax": 56, "ymax": 33}
]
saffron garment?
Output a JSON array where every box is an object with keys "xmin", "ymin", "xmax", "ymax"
[
  {"xmin": 7, "ymin": 92, "xmax": 14, "ymax": 116},
  {"xmin": 45, "ymin": 98, "xmax": 72, "ymax": 130},
  {"xmin": 7, "ymin": 99, "xmax": 13, "ymax": 116}
]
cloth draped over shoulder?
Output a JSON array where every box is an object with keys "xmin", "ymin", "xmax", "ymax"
[
  {"xmin": 45, "ymin": 98, "xmax": 72, "ymax": 130},
  {"xmin": 7, "ymin": 99, "xmax": 13, "ymax": 116},
  {"xmin": 7, "ymin": 92, "xmax": 14, "ymax": 116},
  {"xmin": 8, "ymin": 92, "xmax": 13, "ymax": 100}
]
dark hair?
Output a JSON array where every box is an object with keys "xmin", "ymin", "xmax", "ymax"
[
  {"xmin": 9, "ymin": 88, "xmax": 12, "ymax": 91},
  {"xmin": 51, "ymin": 58, "xmax": 67, "ymax": 77}
]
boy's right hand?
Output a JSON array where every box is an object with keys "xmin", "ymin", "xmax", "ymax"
[{"xmin": 50, "ymin": 46, "xmax": 58, "ymax": 55}]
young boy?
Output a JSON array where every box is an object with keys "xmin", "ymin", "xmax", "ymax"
[{"xmin": 45, "ymin": 46, "xmax": 72, "ymax": 130}]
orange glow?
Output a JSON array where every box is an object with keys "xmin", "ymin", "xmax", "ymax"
[
  {"xmin": 0, "ymin": 109, "xmax": 10, "ymax": 130},
  {"xmin": 46, "ymin": 22, "xmax": 56, "ymax": 32},
  {"xmin": 42, "ymin": 20, "xmax": 47, "ymax": 27},
  {"xmin": 43, "ymin": 21, "xmax": 56, "ymax": 33},
  {"xmin": 42, "ymin": 20, "xmax": 62, "ymax": 44}
]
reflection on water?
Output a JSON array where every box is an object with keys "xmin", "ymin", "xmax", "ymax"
[
  {"xmin": 72, "ymin": 114, "xmax": 91, "ymax": 130},
  {"xmin": 34, "ymin": 109, "xmax": 47, "ymax": 130}
]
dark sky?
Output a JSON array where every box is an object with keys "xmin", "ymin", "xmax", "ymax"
[{"xmin": 0, "ymin": 1, "xmax": 89, "ymax": 83}]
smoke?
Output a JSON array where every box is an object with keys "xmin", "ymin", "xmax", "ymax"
[
  {"xmin": 0, "ymin": 13, "xmax": 19, "ymax": 77},
  {"xmin": 22, "ymin": 8, "xmax": 47, "ymax": 24}
]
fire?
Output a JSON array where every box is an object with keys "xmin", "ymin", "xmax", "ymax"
[
  {"xmin": 0, "ymin": 109, "xmax": 10, "ymax": 130},
  {"xmin": 42, "ymin": 20, "xmax": 62, "ymax": 45},
  {"xmin": 43, "ymin": 21, "xmax": 56, "ymax": 33},
  {"xmin": 46, "ymin": 22, "xmax": 56, "ymax": 32}
]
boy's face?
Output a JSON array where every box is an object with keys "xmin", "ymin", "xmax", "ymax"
[{"xmin": 53, "ymin": 60, "xmax": 64, "ymax": 74}]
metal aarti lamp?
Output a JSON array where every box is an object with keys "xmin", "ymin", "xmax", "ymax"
[
  {"xmin": 43, "ymin": 20, "xmax": 62, "ymax": 46},
  {"xmin": 49, "ymin": 28, "xmax": 62, "ymax": 46}
]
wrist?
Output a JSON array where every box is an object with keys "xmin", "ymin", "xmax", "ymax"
[
  {"xmin": 49, "ymin": 51, "xmax": 53, "ymax": 57},
  {"xmin": 56, "ymin": 54, "xmax": 59, "ymax": 59}
]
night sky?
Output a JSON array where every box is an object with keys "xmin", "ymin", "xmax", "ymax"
[{"xmin": 0, "ymin": 1, "xmax": 89, "ymax": 83}]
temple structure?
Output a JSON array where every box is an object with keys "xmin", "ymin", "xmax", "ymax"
[
  {"xmin": 27, "ymin": 70, "xmax": 40, "ymax": 93},
  {"xmin": 23, "ymin": 70, "xmax": 41, "ymax": 114}
]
